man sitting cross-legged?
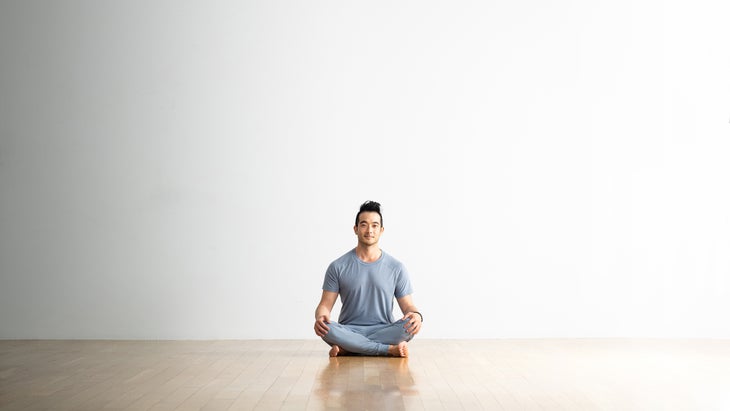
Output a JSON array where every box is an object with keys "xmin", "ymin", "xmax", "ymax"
[{"xmin": 313, "ymin": 201, "xmax": 423, "ymax": 357}]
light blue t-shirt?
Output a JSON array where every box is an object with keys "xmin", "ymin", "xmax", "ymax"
[{"xmin": 322, "ymin": 249, "xmax": 413, "ymax": 326}]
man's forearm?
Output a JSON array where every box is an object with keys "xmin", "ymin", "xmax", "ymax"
[
  {"xmin": 402, "ymin": 306, "xmax": 419, "ymax": 315},
  {"xmin": 315, "ymin": 305, "xmax": 330, "ymax": 320}
]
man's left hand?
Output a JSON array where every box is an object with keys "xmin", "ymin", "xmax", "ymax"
[{"xmin": 402, "ymin": 312, "xmax": 422, "ymax": 335}]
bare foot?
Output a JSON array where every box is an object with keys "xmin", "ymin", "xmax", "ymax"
[
  {"xmin": 329, "ymin": 345, "xmax": 351, "ymax": 357},
  {"xmin": 388, "ymin": 341, "xmax": 409, "ymax": 357}
]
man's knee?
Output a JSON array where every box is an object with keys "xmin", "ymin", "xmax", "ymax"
[
  {"xmin": 366, "ymin": 320, "xmax": 413, "ymax": 345},
  {"xmin": 395, "ymin": 319, "xmax": 415, "ymax": 339},
  {"xmin": 321, "ymin": 321, "xmax": 345, "ymax": 344}
]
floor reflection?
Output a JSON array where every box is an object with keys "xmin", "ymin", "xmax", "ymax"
[{"xmin": 314, "ymin": 356, "xmax": 417, "ymax": 410}]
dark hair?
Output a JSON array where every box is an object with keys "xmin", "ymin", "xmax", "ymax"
[{"xmin": 355, "ymin": 201, "xmax": 383, "ymax": 226}]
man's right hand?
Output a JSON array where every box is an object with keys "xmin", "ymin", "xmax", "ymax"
[{"xmin": 314, "ymin": 315, "xmax": 330, "ymax": 337}]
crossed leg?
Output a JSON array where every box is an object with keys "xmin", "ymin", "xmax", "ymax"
[{"xmin": 322, "ymin": 320, "xmax": 413, "ymax": 357}]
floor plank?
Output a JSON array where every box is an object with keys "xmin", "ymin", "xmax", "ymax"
[{"xmin": 1, "ymin": 339, "xmax": 730, "ymax": 410}]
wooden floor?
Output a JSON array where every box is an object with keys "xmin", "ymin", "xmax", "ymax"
[{"xmin": 1, "ymin": 339, "xmax": 729, "ymax": 410}]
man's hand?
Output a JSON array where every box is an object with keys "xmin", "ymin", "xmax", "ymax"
[
  {"xmin": 314, "ymin": 291, "xmax": 338, "ymax": 337},
  {"xmin": 402, "ymin": 312, "xmax": 422, "ymax": 335},
  {"xmin": 314, "ymin": 315, "xmax": 330, "ymax": 337}
]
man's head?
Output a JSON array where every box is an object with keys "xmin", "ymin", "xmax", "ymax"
[
  {"xmin": 354, "ymin": 201, "xmax": 384, "ymax": 246},
  {"xmin": 355, "ymin": 200, "xmax": 383, "ymax": 227}
]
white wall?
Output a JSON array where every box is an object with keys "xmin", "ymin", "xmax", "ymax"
[{"xmin": 1, "ymin": 0, "xmax": 729, "ymax": 339}]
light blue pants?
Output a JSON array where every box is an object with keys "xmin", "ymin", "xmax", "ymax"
[{"xmin": 321, "ymin": 319, "xmax": 414, "ymax": 356}]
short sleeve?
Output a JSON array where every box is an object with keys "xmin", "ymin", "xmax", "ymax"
[
  {"xmin": 322, "ymin": 263, "xmax": 340, "ymax": 293},
  {"xmin": 394, "ymin": 264, "xmax": 413, "ymax": 298}
]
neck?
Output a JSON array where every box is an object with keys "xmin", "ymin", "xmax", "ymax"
[{"xmin": 355, "ymin": 244, "xmax": 382, "ymax": 263}]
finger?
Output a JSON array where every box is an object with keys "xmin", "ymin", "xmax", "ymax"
[
  {"xmin": 315, "ymin": 322, "xmax": 329, "ymax": 336},
  {"xmin": 403, "ymin": 321, "xmax": 420, "ymax": 334}
]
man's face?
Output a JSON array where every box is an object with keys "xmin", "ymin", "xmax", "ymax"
[{"xmin": 354, "ymin": 211, "xmax": 384, "ymax": 246}]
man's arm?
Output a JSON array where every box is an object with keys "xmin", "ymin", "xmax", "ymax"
[
  {"xmin": 397, "ymin": 294, "xmax": 422, "ymax": 336},
  {"xmin": 314, "ymin": 290, "xmax": 338, "ymax": 337}
]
